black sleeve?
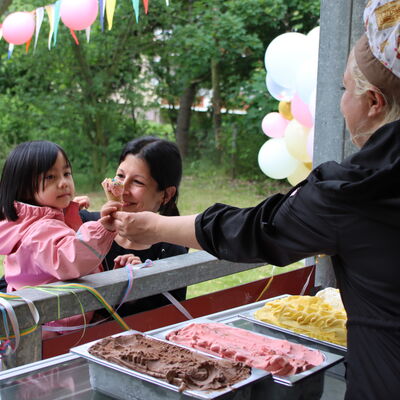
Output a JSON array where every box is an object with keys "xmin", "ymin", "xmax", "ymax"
[
  {"xmin": 159, "ymin": 243, "xmax": 188, "ymax": 259},
  {"xmin": 195, "ymin": 185, "xmax": 337, "ymax": 266},
  {"xmin": 79, "ymin": 209, "xmax": 101, "ymax": 223}
]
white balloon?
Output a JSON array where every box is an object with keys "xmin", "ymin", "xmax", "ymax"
[
  {"xmin": 306, "ymin": 26, "xmax": 320, "ymax": 59},
  {"xmin": 264, "ymin": 32, "xmax": 308, "ymax": 89},
  {"xmin": 295, "ymin": 56, "xmax": 318, "ymax": 104},
  {"xmin": 258, "ymin": 138, "xmax": 299, "ymax": 180},
  {"xmin": 266, "ymin": 74, "xmax": 295, "ymax": 102},
  {"xmin": 308, "ymin": 88, "xmax": 317, "ymax": 120}
]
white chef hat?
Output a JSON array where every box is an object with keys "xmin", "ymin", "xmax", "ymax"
[{"xmin": 354, "ymin": 0, "xmax": 400, "ymax": 97}]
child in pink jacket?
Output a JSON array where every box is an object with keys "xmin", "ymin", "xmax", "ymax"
[{"xmin": 0, "ymin": 140, "xmax": 119, "ymax": 336}]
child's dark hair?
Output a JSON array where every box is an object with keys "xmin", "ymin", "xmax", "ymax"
[
  {"xmin": 0, "ymin": 141, "xmax": 71, "ymax": 221},
  {"xmin": 119, "ymin": 136, "xmax": 182, "ymax": 216}
]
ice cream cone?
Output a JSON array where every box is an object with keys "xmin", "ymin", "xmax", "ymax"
[{"xmin": 102, "ymin": 178, "xmax": 124, "ymax": 202}]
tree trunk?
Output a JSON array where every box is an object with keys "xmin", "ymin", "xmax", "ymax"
[
  {"xmin": 211, "ymin": 57, "xmax": 222, "ymax": 156},
  {"xmin": 176, "ymin": 82, "xmax": 197, "ymax": 159}
]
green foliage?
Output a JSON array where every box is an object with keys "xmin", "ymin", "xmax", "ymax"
[{"xmin": 0, "ymin": 0, "xmax": 320, "ymax": 185}]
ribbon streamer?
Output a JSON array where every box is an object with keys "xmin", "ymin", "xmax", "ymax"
[
  {"xmin": 255, "ymin": 266, "xmax": 276, "ymax": 302},
  {"xmin": 0, "ymin": 298, "xmax": 20, "ymax": 353}
]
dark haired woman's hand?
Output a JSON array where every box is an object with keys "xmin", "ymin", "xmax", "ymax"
[
  {"xmin": 73, "ymin": 195, "xmax": 90, "ymax": 210},
  {"xmin": 113, "ymin": 254, "xmax": 141, "ymax": 269}
]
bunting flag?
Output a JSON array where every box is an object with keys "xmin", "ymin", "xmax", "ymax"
[
  {"xmin": 132, "ymin": 0, "xmax": 139, "ymax": 23},
  {"xmin": 69, "ymin": 29, "xmax": 80, "ymax": 45},
  {"xmin": 86, "ymin": 27, "xmax": 91, "ymax": 43},
  {"xmin": 99, "ymin": 0, "xmax": 105, "ymax": 31},
  {"xmin": 45, "ymin": 4, "xmax": 55, "ymax": 50},
  {"xmin": 143, "ymin": 0, "xmax": 149, "ymax": 14},
  {"xmin": 52, "ymin": 0, "xmax": 61, "ymax": 47},
  {"xmin": 7, "ymin": 44, "xmax": 14, "ymax": 59},
  {"xmin": 34, "ymin": 7, "xmax": 44, "ymax": 51},
  {"xmin": 25, "ymin": 38, "xmax": 31, "ymax": 54},
  {"xmin": 106, "ymin": 0, "xmax": 117, "ymax": 31},
  {"xmin": 1, "ymin": 0, "xmax": 167, "ymax": 57}
]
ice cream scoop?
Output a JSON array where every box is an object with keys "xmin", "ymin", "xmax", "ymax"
[{"xmin": 102, "ymin": 178, "xmax": 124, "ymax": 202}]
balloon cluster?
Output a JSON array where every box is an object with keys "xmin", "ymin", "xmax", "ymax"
[
  {"xmin": 1, "ymin": 0, "xmax": 98, "ymax": 45},
  {"xmin": 258, "ymin": 27, "xmax": 319, "ymax": 186}
]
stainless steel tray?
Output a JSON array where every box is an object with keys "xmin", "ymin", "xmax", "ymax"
[
  {"xmin": 150, "ymin": 316, "xmax": 344, "ymax": 387},
  {"xmin": 70, "ymin": 330, "xmax": 270, "ymax": 400},
  {"xmin": 236, "ymin": 295, "xmax": 347, "ymax": 354}
]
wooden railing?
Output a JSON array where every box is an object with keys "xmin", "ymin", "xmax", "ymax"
[{"xmin": 0, "ymin": 251, "xmax": 314, "ymax": 369}]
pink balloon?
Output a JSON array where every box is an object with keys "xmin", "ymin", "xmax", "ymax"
[
  {"xmin": 60, "ymin": 0, "xmax": 98, "ymax": 31},
  {"xmin": 291, "ymin": 94, "xmax": 314, "ymax": 128},
  {"xmin": 2, "ymin": 12, "xmax": 35, "ymax": 45},
  {"xmin": 261, "ymin": 112, "xmax": 289, "ymax": 138}
]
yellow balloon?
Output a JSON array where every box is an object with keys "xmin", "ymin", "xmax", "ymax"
[
  {"xmin": 279, "ymin": 101, "xmax": 293, "ymax": 120},
  {"xmin": 287, "ymin": 162, "xmax": 312, "ymax": 186},
  {"xmin": 284, "ymin": 119, "xmax": 311, "ymax": 162},
  {"xmin": 304, "ymin": 161, "xmax": 313, "ymax": 169}
]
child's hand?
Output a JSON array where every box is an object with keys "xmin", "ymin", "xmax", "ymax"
[
  {"xmin": 113, "ymin": 254, "xmax": 142, "ymax": 269},
  {"xmin": 99, "ymin": 201, "xmax": 122, "ymax": 232},
  {"xmin": 73, "ymin": 195, "xmax": 90, "ymax": 210}
]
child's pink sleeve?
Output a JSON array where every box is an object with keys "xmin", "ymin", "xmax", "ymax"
[{"xmin": 27, "ymin": 220, "xmax": 116, "ymax": 281}]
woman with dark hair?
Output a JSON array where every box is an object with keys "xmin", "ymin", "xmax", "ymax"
[{"xmin": 81, "ymin": 136, "xmax": 187, "ymax": 316}]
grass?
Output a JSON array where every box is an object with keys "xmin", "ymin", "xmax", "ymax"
[{"xmin": 0, "ymin": 171, "xmax": 300, "ymax": 298}]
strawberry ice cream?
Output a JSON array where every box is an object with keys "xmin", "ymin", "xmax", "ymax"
[
  {"xmin": 166, "ymin": 322, "xmax": 324, "ymax": 376},
  {"xmin": 102, "ymin": 178, "xmax": 124, "ymax": 202}
]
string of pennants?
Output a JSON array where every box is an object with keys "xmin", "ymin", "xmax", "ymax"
[{"xmin": 0, "ymin": 0, "xmax": 170, "ymax": 58}]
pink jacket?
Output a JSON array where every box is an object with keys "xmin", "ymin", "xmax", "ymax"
[{"xmin": 0, "ymin": 202, "xmax": 116, "ymax": 331}]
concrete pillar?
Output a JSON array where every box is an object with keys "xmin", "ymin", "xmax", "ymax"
[{"xmin": 313, "ymin": 0, "xmax": 367, "ymax": 288}]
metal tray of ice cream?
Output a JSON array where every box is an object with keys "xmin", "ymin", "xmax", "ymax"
[
  {"xmin": 70, "ymin": 330, "xmax": 270, "ymax": 400},
  {"xmin": 235, "ymin": 295, "xmax": 347, "ymax": 354},
  {"xmin": 151, "ymin": 316, "xmax": 344, "ymax": 387}
]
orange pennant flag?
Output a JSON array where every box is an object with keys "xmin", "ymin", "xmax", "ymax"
[
  {"xmin": 69, "ymin": 29, "xmax": 80, "ymax": 45},
  {"xmin": 25, "ymin": 38, "xmax": 32, "ymax": 54}
]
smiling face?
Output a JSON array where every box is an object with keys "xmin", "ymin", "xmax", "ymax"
[
  {"xmin": 115, "ymin": 154, "xmax": 166, "ymax": 213},
  {"xmin": 34, "ymin": 151, "xmax": 75, "ymax": 209}
]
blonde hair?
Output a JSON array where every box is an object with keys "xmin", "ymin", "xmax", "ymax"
[{"xmin": 349, "ymin": 49, "xmax": 400, "ymax": 126}]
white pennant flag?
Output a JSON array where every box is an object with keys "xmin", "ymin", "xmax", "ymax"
[
  {"xmin": 34, "ymin": 7, "xmax": 45, "ymax": 51},
  {"xmin": 86, "ymin": 27, "xmax": 91, "ymax": 43}
]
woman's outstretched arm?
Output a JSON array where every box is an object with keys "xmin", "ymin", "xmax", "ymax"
[{"xmin": 113, "ymin": 211, "xmax": 202, "ymax": 250}]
